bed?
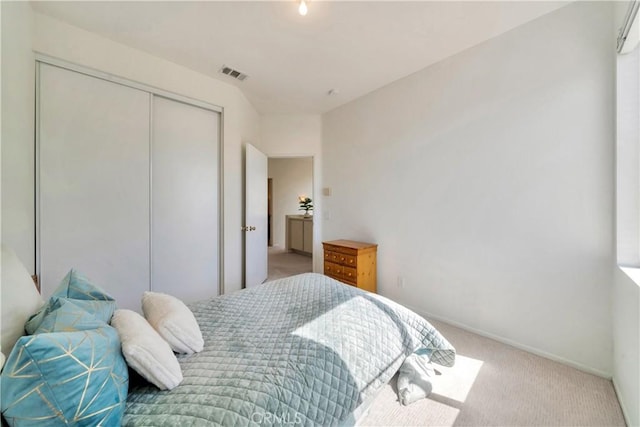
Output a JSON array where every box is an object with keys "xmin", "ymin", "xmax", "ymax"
[
  {"xmin": 1, "ymin": 247, "xmax": 455, "ymax": 426},
  {"xmin": 123, "ymin": 273, "xmax": 455, "ymax": 426}
]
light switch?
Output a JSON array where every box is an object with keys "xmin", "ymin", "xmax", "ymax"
[{"xmin": 323, "ymin": 187, "xmax": 332, "ymax": 196}]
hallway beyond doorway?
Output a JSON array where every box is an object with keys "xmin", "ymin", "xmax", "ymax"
[{"xmin": 267, "ymin": 246, "xmax": 312, "ymax": 281}]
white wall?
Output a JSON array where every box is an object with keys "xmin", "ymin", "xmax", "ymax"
[
  {"xmin": 616, "ymin": 21, "xmax": 640, "ymax": 268},
  {"xmin": 613, "ymin": 3, "xmax": 640, "ymax": 425},
  {"xmin": 259, "ymin": 114, "xmax": 322, "ymax": 271},
  {"xmin": 268, "ymin": 157, "xmax": 313, "ymax": 248},
  {"xmin": 323, "ymin": 2, "xmax": 615, "ymax": 375},
  {"xmin": 613, "ymin": 269, "xmax": 640, "ymax": 426},
  {"xmin": 2, "ymin": 10, "xmax": 261, "ymax": 294},
  {"xmin": 1, "ymin": 2, "xmax": 35, "ymax": 272}
]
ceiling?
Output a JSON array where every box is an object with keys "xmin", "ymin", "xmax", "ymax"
[{"xmin": 31, "ymin": 1, "xmax": 570, "ymax": 114}]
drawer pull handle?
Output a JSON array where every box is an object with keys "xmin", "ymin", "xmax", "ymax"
[{"xmin": 340, "ymin": 257, "xmax": 345, "ymax": 261}]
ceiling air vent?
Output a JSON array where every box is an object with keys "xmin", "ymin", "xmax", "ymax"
[{"xmin": 219, "ymin": 65, "xmax": 248, "ymax": 82}]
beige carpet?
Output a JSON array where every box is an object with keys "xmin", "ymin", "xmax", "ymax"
[
  {"xmin": 267, "ymin": 246, "xmax": 312, "ymax": 281},
  {"xmin": 360, "ymin": 320, "xmax": 625, "ymax": 426}
]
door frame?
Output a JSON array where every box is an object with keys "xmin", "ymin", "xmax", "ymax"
[
  {"xmin": 34, "ymin": 54, "xmax": 226, "ymax": 296},
  {"xmin": 268, "ymin": 178, "xmax": 273, "ymax": 247},
  {"xmin": 266, "ymin": 154, "xmax": 315, "ymax": 269}
]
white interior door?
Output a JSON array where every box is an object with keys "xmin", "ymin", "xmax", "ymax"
[
  {"xmin": 38, "ymin": 63, "xmax": 150, "ymax": 310},
  {"xmin": 151, "ymin": 96, "xmax": 220, "ymax": 302},
  {"xmin": 245, "ymin": 143, "xmax": 268, "ymax": 287}
]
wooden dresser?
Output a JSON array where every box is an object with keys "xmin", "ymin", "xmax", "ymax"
[{"xmin": 323, "ymin": 240, "xmax": 377, "ymax": 293}]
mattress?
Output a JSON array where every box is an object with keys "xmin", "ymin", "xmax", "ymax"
[{"xmin": 123, "ymin": 273, "xmax": 455, "ymax": 426}]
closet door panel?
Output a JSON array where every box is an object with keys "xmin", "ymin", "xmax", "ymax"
[
  {"xmin": 39, "ymin": 63, "xmax": 150, "ymax": 310},
  {"xmin": 152, "ymin": 96, "xmax": 219, "ymax": 302}
]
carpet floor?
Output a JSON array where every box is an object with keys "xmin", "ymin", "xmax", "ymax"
[
  {"xmin": 360, "ymin": 319, "xmax": 626, "ymax": 426},
  {"xmin": 267, "ymin": 246, "xmax": 312, "ymax": 281}
]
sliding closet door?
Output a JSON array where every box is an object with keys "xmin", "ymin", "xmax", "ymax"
[
  {"xmin": 38, "ymin": 63, "xmax": 150, "ymax": 310},
  {"xmin": 151, "ymin": 96, "xmax": 220, "ymax": 302}
]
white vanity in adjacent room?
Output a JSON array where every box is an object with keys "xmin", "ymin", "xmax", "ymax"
[{"xmin": 285, "ymin": 215, "xmax": 313, "ymax": 256}]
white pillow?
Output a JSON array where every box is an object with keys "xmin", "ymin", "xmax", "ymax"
[
  {"xmin": 1, "ymin": 245, "xmax": 44, "ymax": 355},
  {"xmin": 142, "ymin": 291, "xmax": 204, "ymax": 354},
  {"xmin": 111, "ymin": 309, "xmax": 183, "ymax": 390},
  {"xmin": 1, "ymin": 351, "xmax": 5, "ymax": 371}
]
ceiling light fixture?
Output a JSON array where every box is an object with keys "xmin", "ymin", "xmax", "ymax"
[{"xmin": 298, "ymin": 0, "xmax": 308, "ymax": 16}]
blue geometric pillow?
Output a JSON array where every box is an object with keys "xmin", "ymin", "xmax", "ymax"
[
  {"xmin": 32, "ymin": 298, "xmax": 107, "ymax": 334},
  {"xmin": 25, "ymin": 269, "xmax": 117, "ymax": 334},
  {"xmin": 25, "ymin": 298, "xmax": 115, "ymax": 335},
  {"xmin": 0, "ymin": 326, "xmax": 128, "ymax": 426},
  {"xmin": 3, "ymin": 295, "xmax": 128, "ymax": 426},
  {"xmin": 0, "ymin": 326, "xmax": 129, "ymax": 426},
  {"xmin": 4, "ymin": 275, "xmax": 128, "ymax": 426},
  {"xmin": 53, "ymin": 269, "xmax": 116, "ymax": 302}
]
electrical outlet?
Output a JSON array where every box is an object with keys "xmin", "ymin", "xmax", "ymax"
[{"xmin": 397, "ymin": 276, "xmax": 405, "ymax": 289}]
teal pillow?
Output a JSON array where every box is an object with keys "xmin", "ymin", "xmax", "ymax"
[
  {"xmin": 32, "ymin": 298, "xmax": 107, "ymax": 334},
  {"xmin": 53, "ymin": 269, "xmax": 116, "ymax": 301},
  {"xmin": 25, "ymin": 269, "xmax": 116, "ymax": 334},
  {"xmin": 0, "ymin": 327, "xmax": 128, "ymax": 426}
]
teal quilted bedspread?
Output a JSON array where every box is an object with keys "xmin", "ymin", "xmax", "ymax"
[{"xmin": 123, "ymin": 273, "xmax": 455, "ymax": 426}]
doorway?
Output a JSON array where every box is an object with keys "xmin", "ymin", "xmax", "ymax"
[{"xmin": 267, "ymin": 156, "xmax": 313, "ymax": 281}]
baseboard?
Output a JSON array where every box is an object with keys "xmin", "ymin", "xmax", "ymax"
[
  {"xmin": 401, "ymin": 303, "xmax": 612, "ymax": 379},
  {"xmin": 612, "ymin": 378, "xmax": 632, "ymax": 427}
]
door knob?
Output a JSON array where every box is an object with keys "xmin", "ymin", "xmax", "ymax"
[{"xmin": 241, "ymin": 226, "xmax": 257, "ymax": 232}]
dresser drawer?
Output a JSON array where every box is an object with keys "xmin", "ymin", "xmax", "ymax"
[
  {"xmin": 342, "ymin": 254, "xmax": 357, "ymax": 267},
  {"xmin": 342, "ymin": 266, "xmax": 357, "ymax": 285},
  {"xmin": 325, "ymin": 250, "xmax": 357, "ymax": 267},
  {"xmin": 323, "ymin": 244, "xmax": 357, "ymax": 256},
  {"xmin": 325, "ymin": 260, "xmax": 357, "ymax": 285},
  {"xmin": 324, "ymin": 261, "xmax": 343, "ymax": 277},
  {"xmin": 325, "ymin": 251, "xmax": 340, "ymax": 264}
]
